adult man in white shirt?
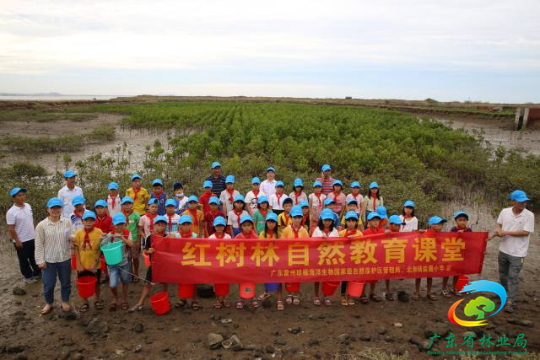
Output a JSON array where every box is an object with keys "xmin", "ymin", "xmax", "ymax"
[
  {"xmin": 490, "ymin": 190, "xmax": 535, "ymax": 314},
  {"xmin": 57, "ymin": 169, "xmax": 84, "ymax": 218},
  {"xmin": 260, "ymin": 166, "xmax": 277, "ymax": 197},
  {"xmin": 6, "ymin": 187, "xmax": 41, "ymax": 283}
]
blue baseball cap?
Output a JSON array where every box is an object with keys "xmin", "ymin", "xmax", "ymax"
[
  {"xmin": 454, "ymin": 211, "xmax": 469, "ymax": 220},
  {"xmin": 121, "ymin": 196, "xmax": 134, "ymax": 204},
  {"xmin": 179, "ymin": 214, "xmax": 192, "ymax": 225},
  {"xmin": 152, "ymin": 179, "xmax": 163, "ymax": 187},
  {"xmin": 211, "ymin": 161, "xmax": 221, "ymax": 169},
  {"xmin": 351, "ymin": 181, "xmax": 361, "ymax": 188},
  {"xmin": 252, "ymin": 177, "xmax": 261, "ymax": 185},
  {"xmin": 367, "ymin": 212, "xmax": 382, "ymax": 221},
  {"xmin": 165, "ymin": 199, "xmax": 177, "ymax": 207},
  {"xmin": 332, "ymin": 180, "xmax": 343, "ymax": 187},
  {"xmin": 94, "ymin": 199, "xmax": 108, "ymax": 208},
  {"xmin": 240, "ymin": 214, "xmax": 253, "ymax": 225},
  {"xmin": 72, "ymin": 195, "xmax": 85, "ymax": 206},
  {"xmin": 82, "ymin": 211, "xmax": 96, "ymax": 220},
  {"xmin": 389, "ymin": 215, "xmax": 405, "ymax": 225},
  {"xmin": 266, "ymin": 213, "xmax": 278, "ymax": 222},
  {"xmin": 63, "ymin": 169, "xmax": 77, "ymax": 179},
  {"xmin": 347, "ymin": 198, "xmax": 358, "ymax": 205},
  {"xmin": 345, "ymin": 211, "xmax": 359, "ymax": 221},
  {"xmin": 258, "ymin": 195, "xmax": 269, "ymax": 204},
  {"xmin": 275, "ymin": 181, "xmax": 284, "ymax": 188},
  {"xmin": 376, "ymin": 206, "xmax": 388, "ymax": 219},
  {"xmin": 299, "ymin": 200, "xmax": 309, "ymax": 208},
  {"xmin": 153, "ymin": 215, "xmax": 168, "ymax": 224},
  {"xmin": 213, "ymin": 216, "xmax": 227, "ymax": 227},
  {"xmin": 293, "ymin": 178, "xmax": 304, "ymax": 187},
  {"xmin": 47, "ymin": 197, "xmax": 63, "ymax": 208},
  {"xmin": 403, "ymin": 200, "xmax": 416, "ymax": 208},
  {"xmin": 108, "ymin": 182, "xmax": 119, "ymax": 190},
  {"xmin": 203, "ymin": 180, "xmax": 213, "ymax": 188},
  {"xmin": 112, "ymin": 213, "xmax": 127, "ymax": 225},
  {"xmin": 509, "ymin": 190, "xmax": 530, "ymax": 203},
  {"xmin": 321, "ymin": 164, "xmax": 331, "ymax": 172},
  {"xmin": 131, "ymin": 174, "xmax": 142, "ymax": 181},
  {"xmin": 313, "ymin": 181, "xmax": 322, "ymax": 188},
  {"xmin": 369, "ymin": 182, "xmax": 379, "ymax": 189},
  {"xmin": 324, "ymin": 198, "xmax": 335, "ymax": 206},
  {"xmin": 10, "ymin": 187, "xmax": 26, "ymax": 197},
  {"xmin": 234, "ymin": 194, "xmax": 245, "ymax": 203},
  {"xmin": 290, "ymin": 206, "xmax": 303, "ymax": 218},
  {"xmin": 225, "ymin": 175, "xmax": 235, "ymax": 184},
  {"xmin": 266, "ymin": 166, "xmax": 275, "ymax": 173},
  {"xmin": 320, "ymin": 209, "xmax": 335, "ymax": 221},
  {"xmin": 209, "ymin": 197, "xmax": 220, "ymax": 205},
  {"xmin": 428, "ymin": 216, "xmax": 447, "ymax": 226},
  {"xmin": 148, "ymin": 198, "xmax": 158, "ymax": 206},
  {"xmin": 188, "ymin": 195, "xmax": 199, "ymax": 203}
]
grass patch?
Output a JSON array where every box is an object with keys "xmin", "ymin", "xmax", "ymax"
[{"xmin": 0, "ymin": 109, "xmax": 96, "ymax": 123}]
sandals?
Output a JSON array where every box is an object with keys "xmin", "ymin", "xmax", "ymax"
[
  {"xmin": 191, "ymin": 301, "xmax": 200, "ymax": 310},
  {"xmin": 313, "ymin": 297, "xmax": 321, "ymax": 306},
  {"xmin": 360, "ymin": 295, "xmax": 369, "ymax": 304},
  {"xmin": 41, "ymin": 304, "xmax": 53, "ymax": 315},
  {"xmin": 251, "ymin": 300, "xmax": 259, "ymax": 308},
  {"xmin": 292, "ymin": 296, "xmax": 300, "ymax": 306},
  {"xmin": 441, "ymin": 289, "xmax": 451, "ymax": 298},
  {"xmin": 236, "ymin": 300, "xmax": 244, "ymax": 309},
  {"xmin": 385, "ymin": 293, "xmax": 395, "ymax": 301},
  {"xmin": 79, "ymin": 303, "xmax": 90, "ymax": 312},
  {"xmin": 120, "ymin": 302, "xmax": 129, "ymax": 310},
  {"xmin": 412, "ymin": 293, "xmax": 419, "ymax": 301},
  {"xmin": 451, "ymin": 288, "xmax": 463, "ymax": 297},
  {"xmin": 323, "ymin": 297, "xmax": 331, "ymax": 306},
  {"xmin": 128, "ymin": 305, "xmax": 144, "ymax": 313},
  {"xmin": 277, "ymin": 300, "xmax": 284, "ymax": 311},
  {"xmin": 213, "ymin": 300, "xmax": 223, "ymax": 309},
  {"xmin": 348, "ymin": 298, "xmax": 355, "ymax": 306},
  {"xmin": 94, "ymin": 300, "xmax": 104, "ymax": 310},
  {"xmin": 285, "ymin": 295, "xmax": 293, "ymax": 305},
  {"xmin": 222, "ymin": 298, "xmax": 231, "ymax": 308},
  {"xmin": 175, "ymin": 300, "xmax": 187, "ymax": 308},
  {"xmin": 341, "ymin": 296, "xmax": 349, "ymax": 306},
  {"xmin": 257, "ymin": 292, "xmax": 271, "ymax": 301},
  {"xmin": 108, "ymin": 303, "xmax": 118, "ymax": 312},
  {"xmin": 369, "ymin": 294, "xmax": 382, "ymax": 302},
  {"xmin": 427, "ymin": 293, "xmax": 438, "ymax": 301}
]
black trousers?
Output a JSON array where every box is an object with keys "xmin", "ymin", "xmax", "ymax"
[{"xmin": 15, "ymin": 240, "xmax": 41, "ymax": 279}]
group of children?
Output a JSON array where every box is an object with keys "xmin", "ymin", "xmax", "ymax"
[{"xmin": 62, "ymin": 168, "xmax": 473, "ymax": 313}]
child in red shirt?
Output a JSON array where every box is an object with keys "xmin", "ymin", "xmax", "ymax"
[
  {"xmin": 234, "ymin": 215, "xmax": 259, "ymax": 309},
  {"xmin": 359, "ymin": 212, "xmax": 385, "ymax": 304}
]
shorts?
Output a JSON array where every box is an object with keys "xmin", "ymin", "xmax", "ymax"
[
  {"xmin": 131, "ymin": 242, "xmax": 140, "ymax": 258},
  {"xmin": 108, "ymin": 262, "xmax": 132, "ymax": 288},
  {"xmin": 78, "ymin": 269, "xmax": 101, "ymax": 283}
]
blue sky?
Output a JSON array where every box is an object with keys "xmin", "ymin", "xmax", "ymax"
[{"xmin": 1, "ymin": 0, "xmax": 539, "ymax": 103}]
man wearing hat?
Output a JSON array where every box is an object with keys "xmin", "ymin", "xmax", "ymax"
[
  {"xmin": 206, "ymin": 162, "xmax": 226, "ymax": 196},
  {"xmin": 6, "ymin": 187, "xmax": 41, "ymax": 283},
  {"xmin": 57, "ymin": 169, "xmax": 84, "ymax": 218},
  {"xmin": 491, "ymin": 190, "xmax": 535, "ymax": 313},
  {"xmin": 260, "ymin": 166, "xmax": 277, "ymax": 197},
  {"xmin": 315, "ymin": 164, "xmax": 336, "ymax": 195}
]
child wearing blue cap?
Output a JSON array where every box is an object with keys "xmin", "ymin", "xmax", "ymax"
[
  {"xmin": 227, "ymin": 195, "xmax": 249, "ymax": 237},
  {"xmin": 164, "ymin": 199, "xmax": 180, "ymax": 235},
  {"xmin": 70, "ymin": 195, "xmax": 87, "ymax": 232},
  {"xmin": 199, "ymin": 180, "xmax": 215, "ymax": 215},
  {"xmin": 442, "ymin": 211, "xmax": 472, "ymax": 298},
  {"xmin": 340, "ymin": 199, "xmax": 363, "ymax": 231},
  {"xmin": 339, "ymin": 211, "xmax": 364, "ymax": 306},
  {"xmin": 245, "ymin": 177, "xmax": 266, "ymax": 216},
  {"xmin": 363, "ymin": 182, "xmax": 384, "ymax": 222},
  {"xmin": 308, "ymin": 181, "xmax": 327, "ymax": 232},
  {"xmin": 289, "ymin": 178, "xmax": 307, "ymax": 205},
  {"xmin": 204, "ymin": 197, "xmax": 225, "ymax": 237},
  {"xmin": 252, "ymin": 196, "xmax": 273, "ymax": 234},
  {"xmin": 323, "ymin": 198, "xmax": 341, "ymax": 230},
  {"xmin": 234, "ymin": 215, "xmax": 259, "ymax": 309},
  {"xmin": 269, "ymin": 181, "xmax": 287, "ymax": 216},
  {"xmin": 278, "ymin": 197, "xmax": 294, "ymax": 233},
  {"xmin": 182, "ymin": 196, "xmax": 204, "ymax": 238},
  {"xmin": 257, "ymin": 212, "xmax": 283, "ymax": 310},
  {"xmin": 73, "ymin": 211, "xmax": 104, "ymax": 311},
  {"xmin": 208, "ymin": 216, "xmax": 231, "ymax": 240},
  {"xmin": 358, "ymin": 212, "xmax": 385, "ymax": 304},
  {"xmin": 347, "ymin": 181, "xmax": 364, "ymax": 219},
  {"xmin": 94, "ymin": 200, "xmax": 113, "ymax": 234},
  {"xmin": 107, "ymin": 182, "xmax": 121, "ymax": 216},
  {"xmin": 137, "ymin": 199, "xmax": 159, "ymax": 280},
  {"xmin": 126, "ymin": 174, "xmax": 150, "ymax": 215},
  {"xmin": 219, "ymin": 175, "xmax": 240, "ymax": 215},
  {"xmin": 58, "ymin": 169, "xmax": 84, "ymax": 218},
  {"xmin": 328, "ymin": 180, "xmax": 346, "ymax": 218},
  {"xmin": 102, "ymin": 213, "xmax": 135, "ymax": 311},
  {"xmin": 150, "ymin": 179, "xmax": 167, "ymax": 215},
  {"xmin": 400, "ymin": 200, "xmax": 418, "ymax": 232},
  {"xmin": 299, "ymin": 200, "xmax": 310, "ymax": 231}
]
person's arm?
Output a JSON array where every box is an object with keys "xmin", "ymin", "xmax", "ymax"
[
  {"xmin": 7, "ymin": 224, "xmax": 24, "ymax": 249},
  {"xmin": 119, "ymin": 232, "xmax": 134, "ymax": 248}
]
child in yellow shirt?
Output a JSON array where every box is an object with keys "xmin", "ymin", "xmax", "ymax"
[{"xmin": 126, "ymin": 174, "xmax": 150, "ymax": 215}]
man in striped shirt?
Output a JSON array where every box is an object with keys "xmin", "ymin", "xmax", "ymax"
[
  {"xmin": 315, "ymin": 164, "xmax": 336, "ymax": 195},
  {"xmin": 206, "ymin": 162, "xmax": 226, "ymax": 196}
]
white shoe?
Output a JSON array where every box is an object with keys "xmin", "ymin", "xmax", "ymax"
[{"xmin": 24, "ymin": 277, "xmax": 38, "ymax": 284}]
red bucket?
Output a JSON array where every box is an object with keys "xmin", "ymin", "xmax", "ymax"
[
  {"xmin": 143, "ymin": 252, "xmax": 151, "ymax": 267},
  {"xmin": 71, "ymin": 253, "xmax": 77, "ymax": 270},
  {"xmin": 285, "ymin": 282, "xmax": 300, "ymax": 293},
  {"xmin": 347, "ymin": 282, "xmax": 365, "ymax": 297},
  {"xmin": 321, "ymin": 281, "xmax": 340, "ymax": 296},
  {"xmin": 239, "ymin": 283, "xmax": 256, "ymax": 299},
  {"xmin": 214, "ymin": 283, "xmax": 230, "ymax": 296},
  {"xmin": 77, "ymin": 276, "xmax": 97, "ymax": 298},
  {"xmin": 178, "ymin": 284, "xmax": 195, "ymax": 299},
  {"xmin": 455, "ymin": 275, "xmax": 470, "ymax": 292},
  {"xmin": 150, "ymin": 291, "xmax": 170, "ymax": 315}
]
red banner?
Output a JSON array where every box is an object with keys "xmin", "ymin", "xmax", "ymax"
[{"xmin": 152, "ymin": 232, "xmax": 488, "ymax": 284}]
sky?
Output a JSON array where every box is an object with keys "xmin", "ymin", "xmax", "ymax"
[{"xmin": 1, "ymin": 0, "xmax": 539, "ymax": 103}]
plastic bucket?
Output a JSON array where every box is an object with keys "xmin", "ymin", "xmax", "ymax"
[
  {"xmin": 71, "ymin": 253, "xmax": 77, "ymax": 270},
  {"xmin": 143, "ymin": 252, "xmax": 151, "ymax": 267},
  {"xmin": 239, "ymin": 283, "xmax": 256, "ymax": 299},
  {"xmin": 265, "ymin": 283, "xmax": 280, "ymax": 292},
  {"xmin": 101, "ymin": 242, "xmax": 123, "ymax": 265},
  {"xmin": 178, "ymin": 284, "xmax": 195, "ymax": 299},
  {"xmin": 285, "ymin": 282, "xmax": 300, "ymax": 292},
  {"xmin": 321, "ymin": 281, "xmax": 340, "ymax": 296},
  {"xmin": 150, "ymin": 291, "xmax": 170, "ymax": 315},
  {"xmin": 455, "ymin": 275, "xmax": 470, "ymax": 292},
  {"xmin": 214, "ymin": 283, "xmax": 230, "ymax": 296},
  {"xmin": 77, "ymin": 276, "xmax": 97, "ymax": 298},
  {"xmin": 347, "ymin": 282, "xmax": 365, "ymax": 297}
]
